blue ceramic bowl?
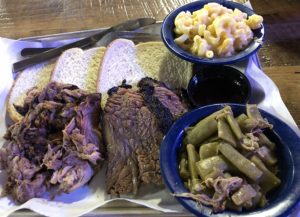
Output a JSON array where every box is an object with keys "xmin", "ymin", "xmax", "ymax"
[
  {"xmin": 161, "ymin": 0, "xmax": 265, "ymax": 65},
  {"xmin": 160, "ymin": 104, "xmax": 300, "ymax": 217}
]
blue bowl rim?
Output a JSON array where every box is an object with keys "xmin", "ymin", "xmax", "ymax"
[
  {"xmin": 187, "ymin": 65, "xmax": 252, "ymax": 107},
  {"xmin": 161, "ymin": 0, "xmax": 265, "ymax": 65},
  {"xmin": 160, "ymin": 103, "xmax": 300, "ymax": 217}
]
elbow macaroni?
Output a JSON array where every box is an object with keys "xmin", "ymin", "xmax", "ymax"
[{"xmin": 174, "ymin": 3, "xmax": 263, "ymax": 58}]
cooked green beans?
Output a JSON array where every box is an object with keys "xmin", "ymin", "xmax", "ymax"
[
  {"xmin": 199, "ymin": 142, "xmax": 219, "ymax": 160},
  {"xmin": 219, "ymin": 142, "xmax": 263, "ymax": 181},
  {"xmin": 236, "ymin": 114, "xmax": 258, "ymax": 132},
  {"xmin": 176, "ymin": 105, "xmax": 281, "ymax": 213},
  {"xmin": 250, "ymin": 155, "xmax": 281, "ymax": 193},
  {"xmin": 218, "ymin": 118, "xmax": 237, "ymax": 147},
  {"xmin": 257, "ymin": 133, "xmax": 276, "ymax": 150},
  {"xmin": 204, "ymin": 167, "xmax": 224, "ymax": 180},
  {"xmin": 195, "ymin": 155, "xmax": 230, "ymax": 180},
  {"xmin": 224, "ymin": 106, "xmax": 244, "ymax": 141},
  {"xmin": 256, "ymin": 146, "xmax": 277, "ymax": 166},
  {"xmin": 231, "ymin": 184, "xmax": 257, "ymax": 206},
  {"xmin": 179, "ymin": 154, "xmax": 190, "ymax": 180},
  {"xmin": 236, "ymin": 113, "xmax": 248, "ymax": 123},
  {"xmin": 184, "ymin": 109, "xmax": 225, "ymax": 145},
  {"xmin": 186, "ymin": 144, "xmax": 202, "ymax": 193}
]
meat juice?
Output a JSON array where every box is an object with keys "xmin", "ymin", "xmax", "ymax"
[{"xmin": 190, "ymin": 77, "xmax": 246, "ymax": 106}]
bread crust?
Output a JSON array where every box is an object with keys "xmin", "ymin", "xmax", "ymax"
[{"xmin": 6, "ymin": 72, "xmax": 24, "ymax": 123}]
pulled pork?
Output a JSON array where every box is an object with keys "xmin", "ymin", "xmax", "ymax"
[
  {"xmin": 0, "ymin": 82, "xmax": 104, "ymax": 203},
  {"xmin": 174, "ymin": 176, "xmax": 243, "ymax": 213}
]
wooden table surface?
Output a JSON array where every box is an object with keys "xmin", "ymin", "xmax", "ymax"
[{"xmin": 0, "ymin": 0, "xmax": 299, "ymax": 127}]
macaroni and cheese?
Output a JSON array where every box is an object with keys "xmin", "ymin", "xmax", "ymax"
[{"xmin": 174, "ymin": 3, "xmax": 263, "ymax": 58}]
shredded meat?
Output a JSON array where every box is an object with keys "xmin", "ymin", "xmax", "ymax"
[
  {"xmin": 175, "ymin": 176, "xmax": 243, "ymax": 213},
  {"xmin": 241, "ymin": 133, "xmax": 260, "ymax": 151},
  {"xmin": 1, "ymin": 82, "xmax": 104, "ymax": 203}
]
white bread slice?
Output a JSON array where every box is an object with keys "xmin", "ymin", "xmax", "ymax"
[
  {"xmin": 51, "ymin": 47, "xmax": 105, "ymax": 92},
  {"xmin": 136, "ymin": 41, "xmax": 193, "ymax": 89},
  {"xmin": 7, "ymin": 47, "xmax": 106, "ymax": 123},
  {"xmin": 97, "ymin": 39, "xmax": 145, "ymax": 94},
  {"xmin": 51, "ymin": 48, "xmax": 85, "ymax": 89},
  {"xmin": 7, "ymin": 60, "xmax": 55, "ymax": 123}
]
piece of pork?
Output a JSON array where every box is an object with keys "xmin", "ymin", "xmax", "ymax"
[
  {"xmin": 174, "ymin": 176, "xmax": 243, "ymax": 213},
  {"xmin": 50, "ymin": 154, "xmax": 94, "ymax": 193},
  {"xmin": 1, "ymin": 82, "xmax": 104, "ymax": 203}
]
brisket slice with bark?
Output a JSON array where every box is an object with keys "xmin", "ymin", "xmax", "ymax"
[{"xmin": 103, "ymin": 77, "xmax": 187, "ymax": 195}]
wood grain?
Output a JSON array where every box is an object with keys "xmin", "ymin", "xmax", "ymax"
[
  {"xmin": 264, "ymin": 65, "xmax": 300, "ymax": 128},
  {"xmin": 0, "ymin": 0, "xmax": 299, "ymax": 126},
  {"xmin": 0, "ymin": 0, "xmax": 299, "ymax": 66},
  {"xmin": 251, "ymin": 0, "xmax": 300, "ymax": 67},
  {"xmin": 0, "ymin": 0, "xmax": 193, "ymax": 38}
]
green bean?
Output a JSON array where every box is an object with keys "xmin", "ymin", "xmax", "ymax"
[
  {"xmin": 224, "ymin": 106, "xmax": 244, "ymax": 141},
  {"xmin": 195, "ymin": 155, "xmax": 231, "ymax": 180},
  {"xmin": 250, "ymin": 155, "xmax": 281, "ymax": 193},
  {"xmin": 187, "ymin": 144, "xmax": 199, "ymax": 177},
  {"xmin": 269, "ymin": 165, "xmax": 279, "ymax": 175},
  {"xmin": 256, "ymin": 146, "xmax": 277, "ymax": 166},
  {"xmin": 258, "ymin": 194, "xmax": 268, "ymax": 207},
  {"xmin": 226, "ymin": 200, "xmax": 243, "ymax": 211},
  {"xmin": 184, "ymin": 181, "xmax": 189, "ymax": 189},
  {"xmin": 243, "ymin": 199, "xmax": 254, "ymax": 209},
  {"xmin": 257, "ymin": 133, "xmax": 275, "ymax": 150},
  {"xmin": 204, "ymin": 167, "xmax": 224, "ymax": 180},
  {"xmin": 251, "ymin": 191, "xmax": 262, "ymax": 207},
  {"xmin": 236, "ymin": 114, "xmax": 257, "ymax": 133},
  {"xmin": 179, "ymin": 157, "xmax": 190, "ymax": 180},
  {"xmin": 218, "ymin": 118, "xmax": 237, "ymax": 147},
  {"xmin": 178, "ymin": 105, "xmax": 280, "ymax": 212},
  {"xmin": 236, "ymin": 113, "xmax": 248, "ymax": 123},
  {"xmin": 231, "ymin": 184, "xmax": 257, "ymax": 206},
  {"xmin": 186, "ymin": 179, "xmax": 192, "ymax": 190},
  {"xmin": 191, "ymin": 179, "xmax": 205, "ymax": 193},
  {"xmin": 223, "ymin": 172, "xmax": 232, "ymax": 178},
  {"xmin": 187, "ymin": 144, "xmax": 202, "ymax": 193},
  {"xmin": 184, "ymin": 109, "xmax": 225, "ymax": 145},
  {"xmin": 218, "ymin": 142, "xmax": 263, "ymax": 181},
  {"xmin": 202, "ymin": 134, "xmax": 220, "ymax": 144},
  {"xmin": 199, "ymin": 142, "xmax": 219, "ymax": 160}
]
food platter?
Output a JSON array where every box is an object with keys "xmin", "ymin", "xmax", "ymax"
[{"xmin": 0, "ymin": 18, "xmax": 300, "ymax": 217}]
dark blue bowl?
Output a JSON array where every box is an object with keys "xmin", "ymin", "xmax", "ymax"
[
  {"xmin": 161, "ymin": 0, "xmax": 265, "ymax": 65},
  {"xmin": 160, "ymin": 104, "xmax": 300, "ymax": 217},
  {"xmin": 187, "ymin": 65, "xmax": 251, "ymax": 107}
]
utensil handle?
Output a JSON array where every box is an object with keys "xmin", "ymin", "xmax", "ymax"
[
  {"xmin": 20, "ymin": 32, "xmax": 161, "ymax": 57},
  {"xmin": 13, "ymin": 27, "xmax": 111, "ymax": 73},
  {"xmin": 12, "ymin": 18, "xmax": 156, "ymax": 73},
  {"xmin": 21, "ymin": 48, "xmax": 53, "ymax": 57}
]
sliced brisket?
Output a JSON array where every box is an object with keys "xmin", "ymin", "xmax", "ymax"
[{"xmin": 104, "ymin": 77, "xmax": 187, "ymax": 195}]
